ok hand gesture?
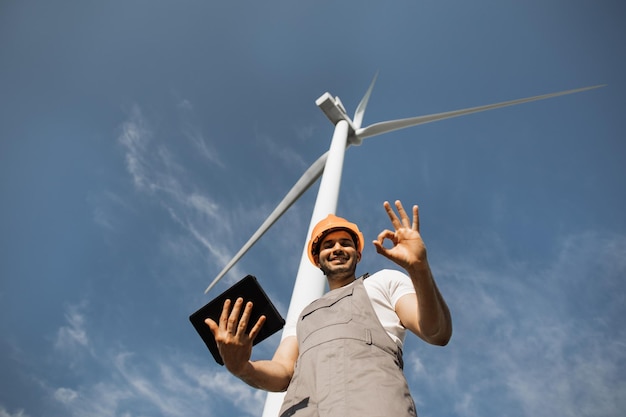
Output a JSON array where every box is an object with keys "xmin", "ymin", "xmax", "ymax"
[{"xmin": 373, "ymin": 200, "xmax": 429, "ymax": 271}]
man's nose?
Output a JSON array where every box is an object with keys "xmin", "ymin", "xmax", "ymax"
[{"xmin": 331, "ymin": 242, "xmax": 345, "ymax": 251}]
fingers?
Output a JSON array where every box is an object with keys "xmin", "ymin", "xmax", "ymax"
[
  {"xmin": 236, "ymin": 300, "xmax": 256, "ymax": 334},
  {"xmin": 248, "ymin": 315, "xmax": 267, "ymax": 341},
  {"xmin": 373, "ymin": 229, "xmax": 396, "ymax": 255},
  {"xmin": 219, "ymin": 298, "xmax": 232, "ymax": 329},
  {"xmin": 384, "ymin": 200, "xmax": 420, "ymax": 231},
  {"xmin": 375, "ymin": 229, "xmax": 397, "ymax": 245},
  {"xmin": 383, "ymin": 201, "xmax": 401, "ymax": 229},
  {"xmin": 394, "ymin": 200, "xmax": 411, "ymax": 229},
  {"xmin": 205, "ymin": 318, "xmax": 218, "ymax": 336},
  {"xmin": 207, "ymin": 298, "xmax": 260, "ymax": 340},
  {"xmin": 227, "ymin": 298, "xmax": 244, "ymax": 334}
]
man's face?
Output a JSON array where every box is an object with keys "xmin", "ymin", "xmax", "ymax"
[{"xmin": 315, "ymin": 229, "xmax": 360, "ymax": 276}]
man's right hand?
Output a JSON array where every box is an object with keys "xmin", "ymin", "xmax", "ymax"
[{"xmin": 205, "ymin": 298, "xmax": 266, "ymax": 376}]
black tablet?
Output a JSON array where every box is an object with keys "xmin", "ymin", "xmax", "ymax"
[{"xmin": 189, "ymin": 275, "xmax": 285, "ymax": 365}]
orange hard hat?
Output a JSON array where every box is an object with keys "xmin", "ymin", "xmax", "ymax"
[{"xmin": 307, "ymin": 214, "xmax": 364, "ymax": 265}]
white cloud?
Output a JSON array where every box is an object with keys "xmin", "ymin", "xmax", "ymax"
[
  {"xmin": 116, "ymin": 104, "xmax": 239, "ymax": 281},
  {"xmin": 182, "ymin": 124, "xmax": 224, "ymax": 168},
  {"xmin": 491, "ymin": 232, "xmax": 626, "ymax": 417},
  {"xmin": 117, "ymin": 106, "xmax": 191, "ymax": 199},
  {"xmin": 51, "ymin": 380, "xmax": 132, "ymax": 417},
  {"xmin": 406, "ymin": 352, "xmax": 426, "ymax": 376},
  {"xmin": 0, "ymin": 407, "xmax": 31, "ymax": 417},
  {"xmin": 163, "ymin": 205, "xmax": 238, "ymax": 277},
  {"xmin": 181, "ymin": 361, "xmax": 267, "ymax": 413},
  {"xmin": 187, "ymin": 193, "xmax": 219, "ymax": 219},
  {"xmin": 55, "ymin": 305, "xmax": 89, "ymax": 352},
  {"xmin": 113, "ymin": 102, "xmax": 319, "ymax": 296},
  {"xmin": 47, "ymin": 298, "xmax": 264, "ymax": 417},
  {"xmin": 118, "ymin": 105, "xmax": 153, "ymax": 191},
  {"xmin": 113, "ymin": 353, "xmax": 185, "ymax": 417},
  {"xmin": 49, "ymin": 348, "xmax": 264, "ymax": 417},
  {"xmin": 53, "ymin": 388, "xmax": 78, "ymax": 404},
  {"xmin": 413, "ymin": 230, "xmax": 626, "ymax": 417}
]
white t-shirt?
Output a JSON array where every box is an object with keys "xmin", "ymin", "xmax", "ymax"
[{"xmin": 283, "ymin": 269, "xmax": 416, "ymax": 349}]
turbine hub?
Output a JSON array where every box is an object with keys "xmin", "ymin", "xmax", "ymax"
[{"xmin": 316, "ymin": 93, "xmax": 357, "ymax": 136}]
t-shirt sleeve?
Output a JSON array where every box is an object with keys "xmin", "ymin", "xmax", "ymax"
[
  {"xmin": 282, "ymin": 319, "xmax": 297, "ymax": 339},
  {"xmin": 384, "ymin": 269, "xmax": 416, "ymax": 307}
]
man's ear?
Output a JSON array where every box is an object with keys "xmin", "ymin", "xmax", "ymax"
[
  {"xmin": 314, "ymin": 254, "xmax": 320, "ymax": 267},
  {"xmin": 356, "ymin": 251, "xmax": 361, "ymax": 263}
]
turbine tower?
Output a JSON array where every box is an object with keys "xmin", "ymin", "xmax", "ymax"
[{"xmin": 203, "ymin": 76, "xmax": 603, "ymax": 417}]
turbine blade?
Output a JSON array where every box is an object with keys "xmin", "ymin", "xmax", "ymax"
[
  {"xmin": 204, "ymin": 151, "xmax": 329, "ymax": 294},
  {"xmin": 353, "ymin": 72, "xmax": 379, "ymax": 129},
  {"xmin": 355, "ymin": 85, "xmax": 606, "ymax": 140}
]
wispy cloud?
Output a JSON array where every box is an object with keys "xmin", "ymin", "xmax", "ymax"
[
  {"xmin": 50, "ymin": 352, "xmax": 265, "ymax": 417},
  {"xmin": 118, "ymin": 105, "xmax": 153, "ymax": 191},
  {"xmin": 410, "ymin": 230, "xmax": 626, "ymax": 417},
  {"xmin": 182, "ymin": 124, "xmax": 225, "ymax": 168},
  {"xmin": 113, "ymin": 101, "xmax": 315, "ymax": 291},
  {"xmin": 186, "ymin": 193, "xmax": 220, "ymax": 220},
  {"xmin": 254, "ymin": 127, "xmax": 308, "ymax": 171},
  {"xmin": 116, "ymin": 103, "xmax": 238, "ymax": 280},
  {"xmin": 164, "ymin": 205, "xmax": 242, "ymax": 280},
  {"xmin": 175, "ymin": 94, "xmax": 225, "ymax": 168},
  {"xmin": 118, "ymin": 104, "xmax": 194, "ymax": 197},
  {"xmin": 0, "ymin": 406, "xmax": 31, "ymax": 417},
  {"xmin": 492, "ymin": 231, "xmax": 626, "ymax": 417},
  {"xmin": 48, "ymin": 306, "xmax": 265, "ymax": 417},
  {"xmin": 52, "ymin": 388, "xmax": 78, "ymax": 404},
  {"xmin": 54, "ymin": 304, "xmax": 89, "ymax": 353}
]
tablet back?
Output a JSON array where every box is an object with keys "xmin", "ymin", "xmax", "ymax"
[{"xmin": 189, "ymin": 275, "xmax": 285, "ymax": 365}]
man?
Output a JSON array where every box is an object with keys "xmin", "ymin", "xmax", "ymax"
[{"xmin": 206, "ymin": 200, "xmax": 452, "ymax": 416}]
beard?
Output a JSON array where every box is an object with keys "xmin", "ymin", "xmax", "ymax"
[{"xmin": 318, "ymin": 255, "xmax": 358, "ymax": 278}]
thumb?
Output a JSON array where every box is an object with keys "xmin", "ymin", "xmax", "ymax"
[
  {"xmin": 372, "ymin": 239, "xmax": 393, "ymax": 259},
  {"xmin": 205, "ymin": 318, "xmax": 218, "ymax": 336}
]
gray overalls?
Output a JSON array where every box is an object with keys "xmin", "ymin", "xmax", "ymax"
[{"xmin": 279, "ymin": 276, "xmax": 417, "ymax": 417}]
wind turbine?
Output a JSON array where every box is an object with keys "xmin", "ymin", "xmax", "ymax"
[{"xmin": 203, "ymin": 75, "xmax": 603, "ymax": 417}]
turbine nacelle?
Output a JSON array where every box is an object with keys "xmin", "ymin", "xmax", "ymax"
[{"xmin": 315, "ymin": 93, "xmax": 362, "ymax": 145}]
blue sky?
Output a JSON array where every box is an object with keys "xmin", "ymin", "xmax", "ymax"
[{"xmin": 1, "ymin": 1, "xmax": 625, "ymax": 416}]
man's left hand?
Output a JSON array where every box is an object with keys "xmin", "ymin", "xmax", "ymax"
[{"xmin": 373, "ymin": 200, "xmax": 428, "ymax": 271}]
